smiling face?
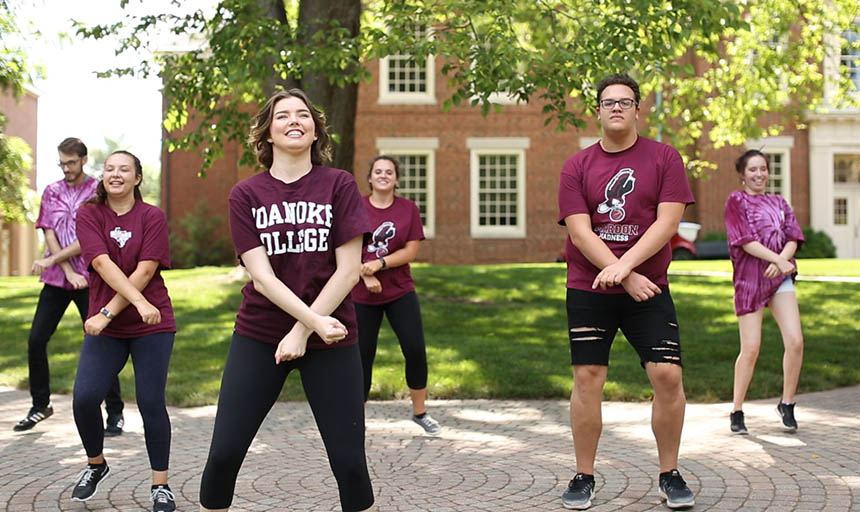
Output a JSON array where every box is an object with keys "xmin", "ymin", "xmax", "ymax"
[
  {"xmin": 268, "ymin": 96, "xmax": 317, "ymax": 155},
  {"xmin": 103, "ymin": 152, "xmax": 141, "ymax": 200},
  {"xmin": 368, "ymin": 158, "xmax": 399, "ymax": 193},
  {"xmin": 596, "ymin": 84, "xmax": 639, "ymax": 136},
  {"xmin": 742, "ymin": 155, "xmax": 769, "ymax": 195}
]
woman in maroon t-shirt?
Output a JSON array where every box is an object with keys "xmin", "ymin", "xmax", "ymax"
[
  {"xmin": 71, "ymin": 151, "xmax": 177, "ymax": 510},
  {"xmin": 199, "ymin": 89, "xmax": 374, "ymax": 512},
  {"xmin": 352, "ymin": 156, "xmax": 441, "ymax": 435}
]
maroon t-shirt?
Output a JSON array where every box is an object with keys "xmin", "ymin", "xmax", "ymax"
[
  {"xmin": 557, "ymin": 137, "xmax": 695, "ymax": 293},
  {"xmin": 351, "ymin": 195, "xmax": 425, "ymax": 305},
  {"xmin": 76, "ymin": 200, "xmax": 176, "ymax": 337},
  {"xmin": 229, "ymin": 167, "xmax": 370, "ymax": 349}
]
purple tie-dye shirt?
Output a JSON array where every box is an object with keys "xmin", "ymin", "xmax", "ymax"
[
  {"xmin": 35, "ymin": 177, "xmax": 98, "ymax": 289},
  {"xmin": 724, "ymin": 190, "xmax": 805, "ymax": 315}
]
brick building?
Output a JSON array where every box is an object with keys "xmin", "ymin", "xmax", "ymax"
[
  {"xmin": 162, "ymin": 35, "xmax": 860, "ymax": 263},
  {"xmin": 0, "ymin": 88, "xmax": 39, "ymax": 276}
]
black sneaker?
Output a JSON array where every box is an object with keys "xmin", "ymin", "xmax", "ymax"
[
  {"xmin": 561, "ymin": 473, "xmax": 595, "ymax": 510},
  {"xmin": 658, "ymin": 469, "xmax": 695, "ymax": 509},
  {"xmin": 151, "ymin": 485, "xmax": 176, "ymax": 512},
  {"xmin": 730, "ymin": 410, "xmax": 748, "ymax": 435},
  {"xmin": 13, "ymin": 405, "xmax": 53, "ymax": 432},
  {"xmin": 71, "ymin": 463, "xmax": 110, "ymax": 502},
  {"xmin": 105, "ymin": 413, "xmax": 124, "ymax": 437},
  {"xmin": 777, "ymin": 401, "xmax": 798, "ymax": 431}
]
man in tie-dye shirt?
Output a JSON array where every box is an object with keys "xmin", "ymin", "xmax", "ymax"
[{"xmin": 13, "ymin": 138, "xmax": 124, "ymax": 434}]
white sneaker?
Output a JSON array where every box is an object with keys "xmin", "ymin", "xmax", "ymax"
[{"xmin": 412, "ymin": 413, "xmax": 442, "ymax": 435}]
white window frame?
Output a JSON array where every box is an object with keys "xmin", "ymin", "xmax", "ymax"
[
  {"xmin": 840, "ymin": 22, "xmax": 860, "ymax": 91},
  {"xmin": 467, "ymin": 137, "xmax": 529, "ymax": 238},
  {"xmin": 376, "ymin": 137, "xmax": 438, "ymax": 238},
  {"xmin": 378, "ymin": 26, "xmax": 435, "ymax": 105},
  {"xmin": 746, "ymin": 136, "xmax": 794, "ymax": 201}
]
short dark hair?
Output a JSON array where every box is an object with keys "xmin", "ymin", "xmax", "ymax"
[
  {"xmin": 596, "ymin": 73, "xmax": 641, "ymax": 106},
  {"xmin": 735, "ymin": 149, "xmax": 770, "ymax": 174},
  {"xmin": 248, "ymin": 88, "xmax": 331, "ymax": 169},
  {"xmin": 57, "ymin": 137, "xmax": 87, "ymax": 157}
]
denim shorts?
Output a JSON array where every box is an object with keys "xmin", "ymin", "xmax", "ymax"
[{"xmin": 566, "ymin": 287, "xmax": 683, "ymax": 367}]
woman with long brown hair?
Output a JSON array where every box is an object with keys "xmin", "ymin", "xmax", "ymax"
[{"xmin": 199, "ymin": 89, "xmax": 374, "ymax": 511}]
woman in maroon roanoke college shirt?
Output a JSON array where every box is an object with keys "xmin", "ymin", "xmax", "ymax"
[
  {"xmin": 351, "ymin": 156, "xmax": 441, "ymax": 435},
  {"xmin": 72, "ymin": 151, "xmax": 177, "ymax": 510},
  {"xmin": 725, "ymin": 149, "xmax": 805, "ymax": 435},
  {"xmin": 199, "ymin": 89, "xmax": 374, "ymax": 512}
]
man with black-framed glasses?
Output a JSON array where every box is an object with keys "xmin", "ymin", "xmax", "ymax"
[
  {"xmin": 14, "ymin": 137, "xmax": 124, "ymax": 436},
  {"xmin": 557, "ymin": 74, "xmax": 696, "ymax": 510}
]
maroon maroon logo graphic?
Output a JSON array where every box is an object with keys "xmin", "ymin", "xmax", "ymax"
[{"xmin": 597, "ymin": 168, "xmax": 636, "ymax": 222}]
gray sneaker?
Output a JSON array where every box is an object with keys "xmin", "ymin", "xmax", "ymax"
[
  {"xmin": 562, "ymin": 473, "xmax": 595, "ymax": 510},
  {"xmin": 412, "ymin": 413, "xmax": 441, "ymax": 435}
]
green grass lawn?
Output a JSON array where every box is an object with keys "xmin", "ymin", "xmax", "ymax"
[{"xmin": 2, "ymin": 261, "xmax": 858, "ymax": 407}]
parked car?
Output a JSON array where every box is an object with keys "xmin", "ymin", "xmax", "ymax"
[{"xmin": 671, "ymin": 221, "xmax": 701, "ymax": 260}]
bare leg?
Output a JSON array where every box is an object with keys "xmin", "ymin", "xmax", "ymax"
[
  {"xmin": 768, "ymin": 293, "xmax": 804, "ymax": 403},
  {"xmin": 87, "ymin": 454, "xmax": 105, "ymax": 465},
  {"xmin": 732, "ymin": 309, "xmax": 765, "ymax": 412},
  {"xmin": 410, "ymin": 388, "xmax": 427, "ymax": 416},
  {"xmin": 153, "ymin": 470, "xmax": 168, "ymax": 486},
  {"xmin": 570, "ymin": 365, "xmax": 608, "ymax": 475},
  {"xmin": 645, "ymin": 362, "xmax": 686, "ymax": 472}
]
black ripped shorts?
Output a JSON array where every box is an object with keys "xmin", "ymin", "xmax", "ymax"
[{"xmin": 566, "ymin": 287, "xmax": 683, "ymax": 368}]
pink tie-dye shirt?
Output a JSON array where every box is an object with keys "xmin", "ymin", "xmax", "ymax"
[
  {"xmin": 35, "ymin": 177, "xmax": 98, "ymax": 289},
  {"xmin": 724, "ymin": 190, "xmax": 805, "ymax": 315}
]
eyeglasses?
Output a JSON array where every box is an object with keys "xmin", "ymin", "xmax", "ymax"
[
  {"xmin": 58, "ymin": 158, "xmax": 81, "ymax": 169},
  {"xmin": 598, "ymin": 98, "xmax": 637, "ymax": 110}
]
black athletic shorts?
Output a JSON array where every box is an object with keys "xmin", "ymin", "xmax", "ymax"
[{"xmin": 566, "ymin": 287, "xmax": 683, "ymax": 367}]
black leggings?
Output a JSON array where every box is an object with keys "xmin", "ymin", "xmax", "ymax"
[
  {"xmin": 199, "ymin": 334, "xmax": 374, "ymax": 511},
  {"xmin": 355, "ymin": 291, "xmax": 428, "ymax": 401},
  {"xmin": 28, "ymin": 284, "xmax": 122, "ymax": 413},
  {"xmin": 73, "ymin": 332, "xmax": 174, "ymax": 470}
]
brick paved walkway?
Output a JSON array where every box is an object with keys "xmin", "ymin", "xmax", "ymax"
[{"xmin": 1, "ymin": 385, "xmax": 858, "ymax": 511}]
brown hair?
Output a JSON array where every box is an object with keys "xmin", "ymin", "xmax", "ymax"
[
  {"xmin": 87, "ymin": 150, "xmax": 143, "ymax": 205},
  {"xmin": 366, "ymin": 155, "xmax": 401, "ymax": 190},
  {"xmin": 57, "ymin": 137, "xmax": 87, "ymax": 157},
  {"xmin": 248, "ymin": 88, "xmax": 331, "ymax": 169},
  {"xmin": 735, "ymin": 149, "xmax": 770, "ymax": 174}
]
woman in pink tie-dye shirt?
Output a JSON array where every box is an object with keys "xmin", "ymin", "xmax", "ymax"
[{"xmin": 724, "ymin": 149, "xmax": 805, "ymax": 436}]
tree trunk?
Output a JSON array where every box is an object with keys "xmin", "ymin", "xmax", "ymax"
[{"xmin": 281, "ymin": 0, "xmax": 361, "ymax": 174}]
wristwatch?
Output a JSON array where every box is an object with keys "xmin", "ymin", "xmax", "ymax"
[{"xmin": 100, "ymin": 307, "xmax": 114, "ymax": 319}]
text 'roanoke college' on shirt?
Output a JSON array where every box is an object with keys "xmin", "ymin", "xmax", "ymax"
[
  {"xmin": 229, "ymin": 167, "xmax": 370, "ymax": 349},
  {"xmin": 250, "ymin": 200, "xmax": 333, "ymax": 254}
]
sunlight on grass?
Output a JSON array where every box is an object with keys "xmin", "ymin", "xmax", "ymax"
[{"xmin": 2, "ymin": 263, "xmax": 859, "ymax": 406}]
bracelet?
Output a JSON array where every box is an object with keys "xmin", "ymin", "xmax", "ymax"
[
  {"xmin": 378, "ymin": 256, "xmax": 387, "ymax": 269},
  {"xmin": 100, "ymin": 307, "xmax": 114, "ymax": 319}
]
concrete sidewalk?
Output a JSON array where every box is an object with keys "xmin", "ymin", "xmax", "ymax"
[{"xmin": 1, "ymin": 385, "xmax": 858, "ymax": 511}]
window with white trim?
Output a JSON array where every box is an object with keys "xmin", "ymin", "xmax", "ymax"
[
  {"xmin": 764, "ymin": 152, "xmax": 786, "ymax": 196},
  {"xmin": 468, "ymin": 138, "xmax": 529, "ymax": 238},
  {"xmin": 834, "ymin": 197, "xmax": 848, "ymax": 225},
  {"xmin": 376, "ymin": 138, "xmax": 438, "ymax": 238},
  {"xmin": 842, "ymin": 23, "xmax": 860, "ymax": 90},
  {"xmin": 379, "ymin": 25, "xmax": 435, "ymax": 104}
]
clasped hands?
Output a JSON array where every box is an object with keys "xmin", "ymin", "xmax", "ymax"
[
  {"xmin": 593, "ymin": 260, "xmax": 661, "ymax": 303},
  {"xmin": 764, "ymin": 256, "xmax": 795, "ymax": 279},
  {"xmin": 274, "ymin": 314, "xmax": 347, "ymax": 364}
]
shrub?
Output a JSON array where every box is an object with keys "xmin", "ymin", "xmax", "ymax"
[
  {"xmin": 797, "ymin": 227, "xmax": 836, "ymax": 258},
  {"xmin": 698, "ymin": 231, "xmax": 728, "ymax": 242},
  {"xmin": 170, "ymin": 200, "xmax": 235, "ymax": 268}
]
